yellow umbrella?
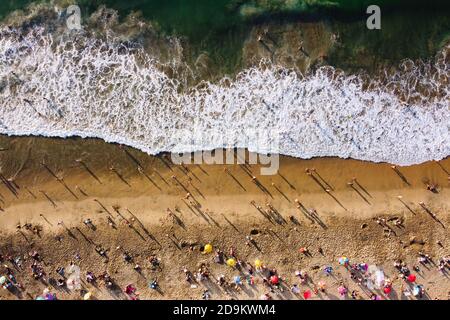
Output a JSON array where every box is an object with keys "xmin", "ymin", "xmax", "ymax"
[
  {"xmin": 203, "ymin": 244, "xmax": 213, "ymax": 254},
  {"xmin": 254, "ymin": 259, "xmax": 263, "ymax": 268},
  {"xmin": 83, "ymin": 292, "xmax": 92, "ymax": 300},
  {"xmin": 226, "ymin": 258, "xmax": 236, "ymax": 267}
]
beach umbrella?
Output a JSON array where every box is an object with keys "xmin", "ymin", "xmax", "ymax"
[
  {"xmin": 270, "ymin": 275, "xmax": 279, "ymax": 285},
  {"xmin": 407, "ymin": 274, "xmax": 416, "ymax": 283},
  {"xmin": 0, "ymin": 276, "xmax": 6, "ymax": 285},
  {"xmin": 83, "ymin": 292, "xmax": 93, "ymax": 300},
  {"xmin": 383, "ymin": 286, "xmax": 392, "ymax": 294},
  {"xmin": 36, "ymin": 296, "xmax": 45, "ymax": 301},
  {"xmin": 303, "ymin": 290, "xmax": 312, "ymax": 300},
  {"xmin": 254, "ymin": 259, "xmax": 262, "ymax": 268},
  {"xmin": 338, "ymin": 257, "xmax": 349, "ymax": 266},
  {"xmin": 203, "ymin": 244, "xmax": 213, "ymax": 254},
  {"xmin": 234, "ymin": 276, "xmax": 242, "ymax": 285},
  {"xmin": 226, "ymin": 258, "xmax": 236, "ymax": 268}
]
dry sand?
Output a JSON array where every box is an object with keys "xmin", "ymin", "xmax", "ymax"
[{"xmin": 0, "ymin": 135, "xmax": 449, "ymax": 300}]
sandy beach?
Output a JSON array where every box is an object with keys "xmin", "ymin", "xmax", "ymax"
[{"xmin": 0, "ymin": 135, "xmax": 449, "ymax": 300}]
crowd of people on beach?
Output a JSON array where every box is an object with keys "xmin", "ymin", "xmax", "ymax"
[
  {"xmin": 1, "ymin": 237, "xmax": 449, "ymax": 300},
  {"xmin": 1, "ymin": 154, "xmax": 449, "ymax": 300}
]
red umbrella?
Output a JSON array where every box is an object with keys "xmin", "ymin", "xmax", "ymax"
[
  {"xmin": 270, "ymin": 275, "xmax": 279, "ymax": 285},
  {"xmin": 303, "ymin": 290, "xmax": 312, "ymax": 299},
  {"xmin": 407, "ymin": 274, "xmax": 416, "ymax": 283},
  {"xmin": 383, "ymin": 286, "xmax": 392, "ymax": 294}
]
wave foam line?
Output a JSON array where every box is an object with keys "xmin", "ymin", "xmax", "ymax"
[{"xmin": 0, "ymin": 27, "xmax": 449, "ymax": 165}]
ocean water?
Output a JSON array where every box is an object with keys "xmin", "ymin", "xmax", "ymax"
[
  {"xmin": 0, "ymin": 25, "xmax": 448, "ymax": 165},
  {"xmin": 1, "ymin": 1, "xmax": 449, "ymax": 73},
  {"xmin": 0, "ymin": 0, "xmax": 450, "ymax": 165}
]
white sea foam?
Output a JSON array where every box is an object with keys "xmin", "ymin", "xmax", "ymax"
[{"xmin": 0, "ymin": 27, "xmax": 449, "ymax": 165}]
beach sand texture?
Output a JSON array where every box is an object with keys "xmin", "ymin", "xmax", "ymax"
[{"xmin": 0, "ymin": 136, "xmax": 449, "ymax": 300}]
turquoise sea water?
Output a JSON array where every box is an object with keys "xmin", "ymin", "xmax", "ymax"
[{"xmin": 1, "ymin": 1, "xmax": 449, "ymax": 72}]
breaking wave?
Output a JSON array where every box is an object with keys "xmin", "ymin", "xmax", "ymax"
[{"xmin": 0, "ymin": 26, "xmax": 449, "ymax": 165}]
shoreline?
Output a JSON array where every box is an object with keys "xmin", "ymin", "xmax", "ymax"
[
  {"xmin": 2, "ymin": 22, "xmax": 448, "ymax": 168},
  {"xmin": 1, "ymin": 134, "xmax": 449, "ymax": 168}
]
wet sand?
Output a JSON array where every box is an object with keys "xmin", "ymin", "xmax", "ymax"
[{"xmin": 0, "ymin": 135, "xmax": 449, "ymax": 300}]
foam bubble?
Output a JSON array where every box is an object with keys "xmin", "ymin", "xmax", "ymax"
[{"xmin": 0, "ymin": 27, "xmax": 449, "ymax": 165}]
